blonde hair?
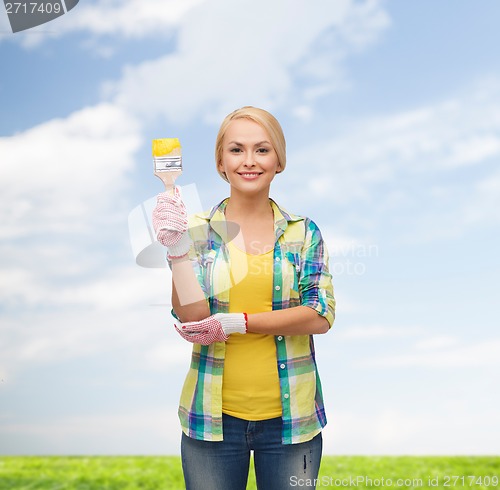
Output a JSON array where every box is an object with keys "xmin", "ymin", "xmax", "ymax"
[{"xmin": 215, "ymin": 106, "xmax": 286, "ymax": 182}]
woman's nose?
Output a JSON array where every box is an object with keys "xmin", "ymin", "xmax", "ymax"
[{"xmin": 243, "ymin": 153, "xmax": 256, "ymax": 167}]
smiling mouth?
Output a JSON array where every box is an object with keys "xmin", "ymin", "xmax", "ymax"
[{"xmin": 238, "ymin": 172, "xmax": 263, "ymax": 177}]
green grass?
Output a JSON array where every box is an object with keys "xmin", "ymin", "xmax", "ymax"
[{"xmin": 0, "ymin": 456, "xmax": 498, "ymax": 489}]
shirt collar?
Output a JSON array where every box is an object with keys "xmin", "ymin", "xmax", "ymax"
[{"xmin": 195, "ymin": 198, "xmax": 303, "ymax": 242}]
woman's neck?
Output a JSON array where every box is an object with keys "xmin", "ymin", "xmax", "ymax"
[
  {"xmin": 224, "ymin": 190, "xmax": 275, "ymax": 254},
  {"xmin": 225, "ymin": 190, "xmax": 273, "ymax": 222}
]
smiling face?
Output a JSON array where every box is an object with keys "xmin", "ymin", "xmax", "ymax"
[{"xmin": 218, "ymin": 118, "xmax": 281, "ymax": 197}]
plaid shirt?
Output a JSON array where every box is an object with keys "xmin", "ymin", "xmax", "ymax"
[{"xmin": 176, "ymin": 198, "xmax": 335, "ymax": 444}]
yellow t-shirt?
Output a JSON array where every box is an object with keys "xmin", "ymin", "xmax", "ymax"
[{"xmin": 222, "ymin": 241, "xmax": 282, "ymax": 420}]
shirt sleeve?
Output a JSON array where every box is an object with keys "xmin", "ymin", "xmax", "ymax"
[{"xmin": 299, "ymin": 218, "xmax": 336, "ymax": 328}]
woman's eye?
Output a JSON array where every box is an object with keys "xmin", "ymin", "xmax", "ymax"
[
  {"xmin": 230, "ymin": 148, "xmax": 242, "ymax": 153},
  {"xmin": 257, "ymin": 148, "xmax": 269, "ymax": 153}
]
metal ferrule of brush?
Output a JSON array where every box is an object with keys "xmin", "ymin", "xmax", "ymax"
[{"xmin": 153, "ymin": 155, "xmax": 183, "ymax": 172}]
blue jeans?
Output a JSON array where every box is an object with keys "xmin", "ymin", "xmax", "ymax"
[{"xmin": 181, "ymin": 414, "xmax": 323, "ymax": 490}]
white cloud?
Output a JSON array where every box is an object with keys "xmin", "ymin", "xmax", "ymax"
[
  {"xmin": 324, "ymin": 290, "xmax": 357, "ymax": 314},
  {"xmin": 0, "ymin": 408, "xmax": 182, "ymax": 454},
  {"xmin": 361, "ymin": 338, "xmax": 500, "ymax": 368},
  {"xmin": 338, "ymin": 324, "xmax": 423, "ymax": 340},
  {"xmin": 67, "ymin": 0, "xmax": 205, "ymax": 37},
  {"xmin": 0, "ymin": 264, "xmax": 171, "ymax": 311},
  {"xmin": 279, "ymin": 78, "xmax": 500, "ymax": 241},
  {"xmin": 57, "ymin": 267, "xmax": 172, "ymax": 310},
  {"xmin": 288, "ymin": 82, "xmax": 500, "ymax": 204},
  {"xmin": 446, "ymin": 134, "xmax": 500, "ymax": 167},
  {"xmin": 291, "ymin": 105, "xmax": 314, "ymax": 124},
  {"xmin": 326, "ymin": 408, "xmax": 500, "ymax": 454},
  {"xmin": 0, "ymin": 0, "xmax": 206, "ymax": 47},
  {"xmin": 111, "ymin": 0, "xmax": 390, "ymax": 124},
  {"xmin": 0, "ymin": 103, "xmax": 141, "ymax": 239},
  {"xmin": 0, "ymin": 102, "xmax": 150, "ymax": 331},
  {"xmin": 0, "ymin": 99, "xmax": 176, "ymax": 381},
  {"xmin": 414, "ymin": 335, "xmax": 459, "ymax": 350},
  {"xmin": 0, "ymin": 8, "xmax": 10, "ymax": 32},
  {"xmin": 0, "ymin": 297, "xmax": 183, "ymax": 381},
  {"xmin": 144, "ymin": 339, "xmax": 192, "ymax": 371},
  {"xmin": 329, "ymin": 235, "xmax": 379, "ymax": 260},
  {"xmin": 462, "ymin": 168, "xmax": 500, "ymax": 226}
]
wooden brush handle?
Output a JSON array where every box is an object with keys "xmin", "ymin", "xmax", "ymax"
[{"xmin": 155, "ymin": 169, "xmax": 181, "ymax": 193}]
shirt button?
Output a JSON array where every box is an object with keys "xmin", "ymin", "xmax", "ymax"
[
  {"xmin": 277, "ymin": 336, "xmax": 283, "ymax": 341},
  {"xmin": 295, "ymin": 265, "xmax": 300, "ymax": 271},
  {"xmin": 280, "ymin": 363, "xmax": 286, "ymax": 369},
  {"xmin": 275, "ymin": 285, "xmax": 281, "ymax": 291},
  {"xmin": 284, "ymin": 393, "xmax": 289, "ymax": 399},
  {"xmin": 276, "ymin": 257, "xmax": 281, "ymax": 262}
]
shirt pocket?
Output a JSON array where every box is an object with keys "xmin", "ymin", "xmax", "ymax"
[
  {"xmin": 200, "ymin": 247, "xmax": 232, "ymax": 299},
  {"xmin": 284, "ymin": 251, "xmax": 301, "ymax": 294},
  {"xmin": 199, "ymin": 248, "xmax": 217, "ymax": 293}
]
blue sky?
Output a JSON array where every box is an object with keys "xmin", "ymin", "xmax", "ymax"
[{"xmin": 1, "ymin": 0, "xmax": 499, "ymax": 456}]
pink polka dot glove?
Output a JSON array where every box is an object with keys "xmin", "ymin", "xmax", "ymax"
[
  {"xmin": 175, "ymin": 313, "xmax": 248, "ymax": 345},
  {"xmin": 152, "ymin": 186, "xmax": 190, "ymax": 259}
]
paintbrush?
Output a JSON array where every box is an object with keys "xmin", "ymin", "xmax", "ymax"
[{"xmin": 152, "ymin": 138, "xmax": 182, "ymax": 192}]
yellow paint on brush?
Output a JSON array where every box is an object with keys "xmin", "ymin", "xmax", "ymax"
[{"xmin": 152, "ymin": 138, "xmax": 181, "ymax": 157}]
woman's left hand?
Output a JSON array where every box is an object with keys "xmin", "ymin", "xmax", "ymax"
[{"xmin": 174, "ymin": 313, "xmax": 247, "ymax": 345}]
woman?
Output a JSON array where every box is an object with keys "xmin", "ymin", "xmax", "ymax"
[{"xmin": 153, "ymin": 106, "xmax": 335, "ymax": 490}]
